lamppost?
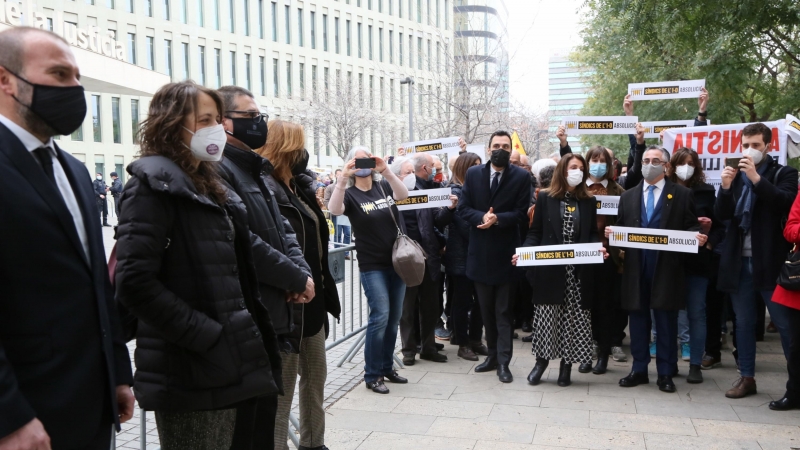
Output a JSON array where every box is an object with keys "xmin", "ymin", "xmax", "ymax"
[{"xmin": 400, "ymin": 77, "xmax": 414, "ymax": 141}]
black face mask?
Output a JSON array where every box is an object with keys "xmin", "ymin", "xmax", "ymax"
[
  {"xmin": 291, "ymin": 149, "xmax": 310, "ymax": 176},
  {"xmin": 8, "ymin": 70, "xmax": 87, "ymax": 136},
  {"xmin": 228, "ymin": 117, "xmax": 268, "ymax": 149},
  {"xmin": 490, "ymin": 149, "xmax": 511, "ymax": 168}
]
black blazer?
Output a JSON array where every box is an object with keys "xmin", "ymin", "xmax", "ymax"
[
  {"xmin": 0, "ymin": 123, "xmax": 133, "ymax": 446},
  {"xmin": 616, "ymin": 178, "xmax": 700, "ymax": 311},
  {"xmin": 523, "ymin": 192, "xmax": 599, "ymax": 309},
  {"xmin": 457, "ymin": 161, "xmax": 532, "ymax": 285}
]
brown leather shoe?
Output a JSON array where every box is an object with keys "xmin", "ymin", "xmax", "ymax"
[
  {"xmin": 470, "ymin": 341, "xmax": 489, "ymax": 356},
  {"xmin": 725, "ymin": 376, "xmax": 757, "ymax": 398},
  {"xmin": 458, "ymin": 345, "xmax": 479, "ymax": 361}
]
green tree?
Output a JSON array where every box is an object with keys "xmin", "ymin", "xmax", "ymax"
[{"xmin": 573, "ymin": 0, "xmax": 800, "ymax": 156}]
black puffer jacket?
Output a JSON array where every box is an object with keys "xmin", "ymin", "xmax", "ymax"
[
  {"xmin": 218, "ymin": 144, "xmax": 311, "ymax": 336},
  {"xmin": 264, "ymin": 171, "xmax": 341, "ymax": 342},
  {"xmin": 116, "ymin": 156, "xmax": 283, "ymax": 412},
  {"xmin": 443, "ymin": 182, "xmax": 470, "ymax": 276}
]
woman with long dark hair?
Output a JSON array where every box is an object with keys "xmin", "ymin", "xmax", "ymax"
[
  {"xmin": 514, "ymin": 153, "xmax": 607, "ymax": 387},
  {"xmin": 115, "ymin": 81, "xmax": 283, "ymax": 449},
  {"xmin": 257, "ymin": 120, "xmax": 341, "ymax": 450}
]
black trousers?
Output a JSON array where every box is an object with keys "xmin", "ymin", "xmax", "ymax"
[
  {"xmin": 96, "ymin": 198, "xmax": 107, "ymax": 223},
  {"xmin": 591, "ymin": 258, "xmax": 622, "ymax": 357},
  {"xmin": 474, "ymin": 281, "xmax": 513, "ymax": 365},
  {"xmin": 513, "ymin": 271, "xmax": 534, "ymax": 327},
  {"xmin": 449, "ymin": 274, "xmax": 484, "ymax": 346},
  {"xmin": 785, "ymin": 305, "xmax": 800, "ymax": 401},
  {"xmin": 231, "ymin": 395, "xmax": 279, "ymax": 450},
  {"xmin": 113, "ymin": 194, "xmax": 120, "ymax": 216},
  {"xmin": 400, "ymin": 268, "xmax": 439, "ymax": 356},
  {"xmin": 71, "ymin": 396, "xmax": 112, "ymax": 450}
]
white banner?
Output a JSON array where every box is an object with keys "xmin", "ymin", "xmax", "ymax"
[
  {"xmin": 628, "ymin": 79, "xmax": 705, "ymax": 100},
  {"xmin": 516, "ymin": 243, "xmax": 605, "ymax": 267},
  {"xmin": 466, "ymin": 143, "xmax": 487, "ymax": 164},
  {"xmin": 787, "ymin": 114, "xmax": 800, "ymax": 144},
  {"xmin": 401, "ymin": 137, "xmax": 461, "ymax": 156},
  {"xmin": 562, "ymin": 116, "xmax": 639, "ymax": 135},
  {"xmin": 395, "ymin": 188, "xmax": 452, "ymax": 211},
  {"xmin": 595, "ymin": 195, "xmax": 620, "ymax": 215},
  {"xmin": 608, "ymin": 226, "xmax": 699, "ymax": 254},
  {"xmin": 640, "ymin": 120, "xmax": 695, "ymax": 139},
  {"xmin": 662, "ymin": 120, "xmax": 787, "ymax": 181}
]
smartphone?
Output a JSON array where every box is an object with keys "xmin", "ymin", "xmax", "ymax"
[
  {"xmin": 725, "ymin": 157, "xmax": 742, "ymax": 168},
  {"xmin": 355, "ymin": 158, "xmax": 376, "ymax": 169}
]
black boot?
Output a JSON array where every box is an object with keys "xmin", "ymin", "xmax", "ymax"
[
  {"xmin": 527, "ymin": 357, "xmax": 549, "ymax": 385},
  {"xmin": 578, "ymin": 362, "xmax": 592, "ymax": 373},
  {"xmin": 592, "ymin": 356, "xmax": 608, "ymax": 374},
  {"xmin": 557, "ymin": 360, "xmax": 572, "ymax": 387}
]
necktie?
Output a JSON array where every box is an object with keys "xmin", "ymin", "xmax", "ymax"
[
  {"xmin": 646, "ymin": 185, "xmax": 656, "ymax": 222},
  {"xmin": 491, "ymin": 172, "xmax": 499, "ymax": 195},
  {"xmin": 33, "ymin": 147, "xmax": 56, "ymax": 184}
]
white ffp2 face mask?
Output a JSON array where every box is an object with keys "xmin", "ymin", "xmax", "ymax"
[
  {"xmin": 675, "ymin": 164, "xmax": 695, "ymax": 181},
  {"xmin": 743, "ymin": 148, "xmax": 764, "ymax": 165},
  {"xmin": 403, "ymin": 174, "xmax": 417, "ymax": 190},
  {"xmin": 566, "ymin": 169, "xmax": 584, "ymax": 187},
  {"xmin": 182, "ymin": 124, "xmax": 227, "ymax": 162}
]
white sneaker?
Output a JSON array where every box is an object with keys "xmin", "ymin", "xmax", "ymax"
[{"xmin": 611, "ymin": 346, "xmax": 627, "ymax": 362}]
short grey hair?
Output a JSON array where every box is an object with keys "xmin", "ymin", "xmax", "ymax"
[
  {"xmin": 411, "ymin": 153, "xmax": 430, "ymax": 172},
  {"xmin": 343, "ymin": 145, "xmax": 381, "ymax": 188},
  {"xmin": 390, "ymin": 156, "xmax": 412, "ymax": 177},
  {"xmin": 644, "ymin": 145, "xmax": 671, "ymax": 163},
  {"xmin": 217, "ymin": 85, "xmax": 255, "ymax": 114}
]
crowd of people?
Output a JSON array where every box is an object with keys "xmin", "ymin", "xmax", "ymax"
[{"xmin": 2, "ymin": 26, "xmax": 800, "ymax": 450}]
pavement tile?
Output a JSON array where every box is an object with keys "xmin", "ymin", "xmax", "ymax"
[
  {"xmin": 449, "ymin": 386, "xmax": 544, "ymax": 406},
  {"xmin": 634, "ymin": 398, "xmax": 739, "ymax": 421},
  {"xmin": 348, "ymin": 381, "xmax": 455, "ymax": 400},
  {"xmin": 418, "ymin": 371, "xmax": 505, "ymax": 388},
  {"xmin": 474, "ymin": 441, "xmax": 586, "ymax": 450},
  {"xmin": 533, "ymin": 424, "xmax": 645, "ymax": 449},
  {"xmin": 692, "ymin": 418, "xmax": 800, "ymax": 441},
  {"xmin": 356, "ymin": 431, "xmax": 477, "ymax": 449},
  {"xmin": 489, "ymin": 403, "xmax": 590, "ymax": 427},
  {"xmin": 589, "ymin": 411, "xmax": 696, "ymax": 436},
  {"xmin": 732, "ymin": 404, "xmax": 800, "ymax": 426},
  {"xmin": 682, "ymin": 388, "xmax": 775, "ymax": 407},
  {"xmin": 329, "ymin": 393, "xmax": 404, "ymax": 412},
  {"xmin": 392, "ymin": 368, "xmax": 427, "ymax": 384},
  {"xmin": 643, "ymin": 433, "xmax": 762, "ymax": 450},
  {"xmin": 401, "ymin": 358, "xmax": 477, "ymax": 374},
  {"xmin": 539, "ymin": 391, "xmax": 636, "ymax": 413},
  {"xmin": 323, "ymin": 428, "xmax": 372, "ymax": 450},
  {"xmin": 425, "ymin": 417, "xmax": 535, "ymax": 443},
  {"xmin": 325, "ymin": 408, "xmax": 436, "ymax": 434},
  {"xmin": 393, "ymin": 397, "xmax": 494, "ymax": 419}
]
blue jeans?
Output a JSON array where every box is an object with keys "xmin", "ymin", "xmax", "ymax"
[
  {"xmin": 685, "ymin": 275, "xmax": 709, "ymax": 365},
  {"xmin": 730, "ymin": 257, "xmax": 791, "ymax": 377},
  {"xmin": 336, "ymin": 225, "xmax": 351, "ymax": 245},
  {"xmin": 653, "ymin": 309, "xmax": 689, "ymax": 344},
  {"xmin": 361, "ymin": 268, "xmax": 406, "ymax": 383}
]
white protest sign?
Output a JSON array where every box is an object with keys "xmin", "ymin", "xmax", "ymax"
[
  {"xmin": 466, "ymin": 144, "xmax": 486, "ymax": 164},
  {"xmin": 396, "ymin": 188, "xmax": 453, "ymax": 211},
  {"xmin": 562, "ymin": 116, "xmax": 638, "ymax": 135},
  {"xmin": 401, "ymin": 137, "xmax": 461, "ymax": 156},
  {"xmin": 786, "ymin": 114, "xmax": 800, "ymax": 144},
  {"xmin": 662, "ymin": 120, "xmax": 787, "ymax": 181},
  {"xmin": 628, "ymin": 79, "xmax": 705, "ymax": 100},
  {"xmin": 516, "ymin": 243, "xmax": 604, "ymax": 267},
  {"xmin": 595, "ymin": 195, "xmax": 620, "ymax": 215},
  {"xmin": 640, "ymin": 120, "xmax": 695, "ymax": 139},
  {"xmin": 608, "ymin": 226, "xmax": 698, "ymax": 254}
]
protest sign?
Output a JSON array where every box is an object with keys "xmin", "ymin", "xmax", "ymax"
[
  {"xmin": 396, "ymin": 188, "xmax": 453, "ymax": 211},
  {"xmin": 595, "ymin": 195, "xmax": 620, "ymax": 215},
  {"xmin": 787, "ymin": 114, "xmax": 800, "ymax": 144},
  {"xmin": 401, "ymin": 137, "xmax": 461, "ymax": 156},
  {"xmin": 562, "ymin": 116, "xmax": 639, "ymax": 135},
  {"xmin": 466, "ymin": 144, "xmax": 486, "ymax": 164},
  {"xmin": 608, "ymin": 226, "xmax": 699, "ymax": 254},
  {"xmin": 662, "ymin": 120, "xmax": 787, "ymax": 182},
  {"xmin": 640, "ymin": 120, "xmax": 695, "ymax": 139},
  {"xmin": 516, "ymin": 243, "xmax": 605, "ymax": 267},
  {"xmin": 628, "ymin": 79, "xmax": 705, "ymax": 100}
]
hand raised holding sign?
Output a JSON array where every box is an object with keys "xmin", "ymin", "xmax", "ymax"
[
  {"xmin": 448, "ymin": 194, "xmax": 458, "ymax": 210},
  {"xmin": 556, "ymin": 125, "xmax": 568, "ymax": 148},
  {"xmin": 697, "ymin": 233, "xmax": 708, "ymax": 247},
  {"xmin": 698, "ymin": 87, "xmax": 709, "ymax": 114},
  {"xmin": 478, "ymin": 207, "xmax": 497, "ymax": 229},
  {"xmin": 511, "ymin": 254, "xmax": 518, "ymax": 266},
  {"xmin": 623, "ymin": 94, "xmax": 634, "ymax": 116},
  {"xmin": 604, "ymin": 226, "xmax": 613, "ymax": 239},
  {"xmin": 635, "ymin": 123, "xmax": 646, "ymax": 145}
]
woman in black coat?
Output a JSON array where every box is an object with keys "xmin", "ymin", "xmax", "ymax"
[
  {"xmin": 515, "ymin": 153, "xmax": 607, "ymax": 388},
  {"xmin": 115, "ymin": 82, "xmax": 282, "ymax": 449},
  {"xmin": 258, "ymin": 120, "xmax": 341, "ymax": 450}
]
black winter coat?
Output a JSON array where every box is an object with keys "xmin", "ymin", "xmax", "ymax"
[
  {"xmin": 444, "ymin": 182, "xmax": 470, "ymax": 276},
  {"xmin": 218, "ymin": 144, "xmax": 311, "ymax": 336},
  {"xmin": 403, "ymin": 177, "xmax": 453, "ymax": 281},
  {"xmin": 715, "ymin": 156, "xmax": 798, "ymax": 292},
  {"xmin": 264, "ymin": 171, "xmax": 341, "ymax": 341},
  {"xmin": 523, "ymin": 192, "xmax": 598, "ymax": 309},
  {"xmin": 684, "ymin": 182, "xmax": 725, "ymax": 278},
  {"xmin": 92, "ymin": 179, "xmax": 107, "ymax": 198},
  {"xmin": 115, "ymin": 156, "xmax": 283, "ymax": 412}
]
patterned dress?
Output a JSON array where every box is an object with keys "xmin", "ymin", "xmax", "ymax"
[{"xmin": 532, "ymin": 192, "xmax": 594, "ymax": 364}]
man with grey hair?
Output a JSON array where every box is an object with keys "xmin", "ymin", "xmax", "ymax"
[{"xmin": 0, "ymin": 27, "xmax": 134, "ymax": 449}]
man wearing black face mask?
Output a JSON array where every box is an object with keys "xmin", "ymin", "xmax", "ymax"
[
  {"xmin": 216, "ymin": 85, "xmax": 315, "ymax": 446},
  {"xmin": 457, "ymin": 130, "xmax": 532, "ymax": 383},
  {"xmin": 0, "ymin": 27, "xmax": 134, "ymax": 449}
]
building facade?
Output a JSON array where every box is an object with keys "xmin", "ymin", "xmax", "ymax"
[
  {"xmin": 0, "ymin": 0, "xmax": 452, "ymax": 177},
  {"xmin": 547, "ymin": 49, "xmax": 591, "ymax": 150}
]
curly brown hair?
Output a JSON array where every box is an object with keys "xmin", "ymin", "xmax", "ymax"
[
  {"xmin": 137, "ymin": 81, "xmax": 227, "ymax": 204},
  {"xmin": 546, "ymin": 153, "xmax": 591, "ymax": 200},
  {"xmin": 668, "ymin": 147, "xmax": 706, "ymax": 187}
]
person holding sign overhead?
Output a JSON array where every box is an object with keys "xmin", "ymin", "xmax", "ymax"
[
  {"xmin": 514, "ymin": 153, "xmax": 608, "ymax": 387},
  {"xmin": 605, "ymin": 146, "xmax": 705, "ymax": 393}
]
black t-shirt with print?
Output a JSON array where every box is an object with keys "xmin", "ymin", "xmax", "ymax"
[{"xmin": 343, "ymin": 179, "xmax": 401, "ymax": 272}]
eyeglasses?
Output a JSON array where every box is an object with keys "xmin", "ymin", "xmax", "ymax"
[
  {"xmin": 642, "ymin": 159, "xmax": 665, "ymax": 166},
  {"xmin": 226, "ymin": 110, "xmax": 269, "ymax": 123}
]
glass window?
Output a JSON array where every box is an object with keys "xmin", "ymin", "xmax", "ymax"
[
  {"xmin": 444, "ymin": 0, "xmax": 448, "ymax": 29},
  {"xmin": 380, "ymin": 77, "xmax": 384, "ymax": 110},
  {"xmin": 127, "ymin": 0, "xmax": 134, "ymax": 13},
  {"xmin": 283, "ymin": 5, "xmax": 290, "ymax": 43},
  {"xmin": 310, "ymin": 11, "xmax": 316, "ymax": 49},
  {"xmin": 145, "ymin": 37, "xmax": 155, "ymax": 70},
  {"xmin": 399, "ymin": 32, "xmax": 403, "ymax": 65},
  {"xmin": 163, "ymin": 0, "xmax": 170, "ymax": 20},
  {"xmin": 198, "ymin": 45, "xmax": 206, "ymax": 85},
  {"xmin": 368, "ymin": 25, "xmax": 372, "ymax": 60},
  {"xmin": 322, "ymin": 14, "xmax": 328, "ymax": 51},
  {"xmin": 229, "ymin": 51, "xmax": 236, "ymax": 85},
  {"xmin": 346, "ymin": 20, "xmax": 351, "ymax": 56},
  {"xmin": 399, "ymin": 0, "xmax": 402, "ymax": 18},
  {"xmin": 436, "ymin": 0, "xmax": 439, "ymax": 26},
  {"xmin": 417, "ymin": 37, "xmax": 422, "ymax": 69},
  {"xmin": 126, "ymin": 33, "xmax": 136, "ymax": 64},
  {"xmin": 390, "ymin": 79, "xmax": 395, "ymax": 112},
  {"xmin": 46, "ymin": 17, "xmax": 53, "ymax": 31},
  {"xmin": 324, "ymin": 67, "xmax": 329, "ymax": 102},
  {"xmin": 427, "ymin": 0, "xmax": 430, "ymax": 24},
  {"xmin": 164, "ymin": 39, "xmax": 173, "ymax": 77},
  {"xmin": 427, "ymin": 39, "xmax": 431, "ymax": 71},
  {"xmin": 286, "ymin": 61, "xmax": 292, "ymax": 98},
  {"xmin": 181, "ymin": 42, "xmax": 189, "ymax": 80},
  {"xmin": 334, "ymin": 18, "xmax": 339, "ymax": 54},
  {"xmin": 369, "ymin": 75, "xmax": 374, "ymax": 108},
  {"xmin": 379, "ymin": 28, "xmax": 383, "ymax": 62},
  {"xmin": 273, "ymin": 59, "xmax": 279, "ymax": 97},
  {"xmin": 130, "ymin": 99, "xmax": 139, "ymax": 143},
  {"xmin": 257, "ymin": 1, "xmax": 264, "ymax": 39},
  {"xmin": 71, "ymin": 123, "xmax": 83, "ymax": 142},
  {"xmin": 389, "ymin": 0, "xmax": 393, "ymax": 15},
  {"xmin": 299, "ymin": 62, "xmax": 305, "ymax": 100},
  {"xmin": 271, "ymin": 2, "xmax": 277, "ymax": 42},
  {"xmin": 297, "ymin": 9, "xmax": 304, "ymax": 47},
  {"xmin": 95, "ymin": 156, "xmax": 105, "ymax": 182},
  {"xmin": 368, "ymin": 0, "xmax": 372, "ymax": 9},
  {"xmin": 107, "ymin": 0, "xmax": 115, "ymax": 8},
  {"xmin": 389, "ymin": 30, "xmax": 393, "ymax": 63},
  {"xmin": 417, "ymin": 0, "xmax": 421, "ymax": 22},
  {"xmin": 115, "ymin": 157, "xmax": 125, "ymax": 183},
  {"xmin": 378, "ymin": 0, "xmax": 382, "ymax": 12},
  {"xmin": 408, "ymin": 34, "xmax": 412, "ymax": 68},
  {"xmin": 111, "ymin": 97, "xmax": 121, "ymax": 144},
  {"xmin": 215, "ymin": 48, "xmax": 222, "ymax": 87},
  {"xmin": 145, "ymin": 0, "xmax": 153, "ymax": 16},
  {"xmin": 92, "ymin": 95, "xmax": 102, "ymax": 142},
  {"xmin": 357, "ymin": 23, "xmax": 362, "ymax": 58},
  {"xmin": 228, "ymin": 0, "xmax": 235, "ymax": 32},
  {"xmin": 196, "ymin": 0, "xmax": 204, "ymax": 26},
  {"xmin": 259, "ymin": 56, "xmax": 266, "ymax": 95},
  {"xmin": 180, "ymin": 0, "xmax": 187, "ymax": 23},
  {"xmin": 213, "ymin": 0, "xmax": 220, "ymax": 29},
  {"xmin": 244, "ymin": 0, "xmax": 250, "ymax": 36},
  {"xmin": 311, "ymin": 64, "xmax": 317, "ymax": 100},
  {"xmin": 245, "ymin": 54, "xmax": 251, "ymax": 90}
]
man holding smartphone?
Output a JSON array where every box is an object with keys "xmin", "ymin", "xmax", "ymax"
[{"xmin": 716, "ymin": 123, "xmax": 798, "ymax": 398}]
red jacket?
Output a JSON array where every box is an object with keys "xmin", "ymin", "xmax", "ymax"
[{"xmin": 772, "ymin": 192, "xmax": 800, "ymax": 310}]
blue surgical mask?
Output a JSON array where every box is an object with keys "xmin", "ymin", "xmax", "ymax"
[
  {"xmin": 428, "ymin": 167, "xmax": 437, "ymax": 182},
  {"xmin": 355, "ymin": 168, "xmax": 373, "ymax": 178},
  {"xmin": 589, "ymin": 163, "xmax": 607, "ymax": 178}
]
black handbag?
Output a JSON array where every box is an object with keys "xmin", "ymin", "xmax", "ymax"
[{"xmin": 777, "ymin": 245, "xmax": 800, "ymax": 291}]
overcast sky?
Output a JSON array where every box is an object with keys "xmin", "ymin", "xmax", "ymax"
[{"xmin": 505, "ymin": 0, "xmax": 587, "ymax": 112}]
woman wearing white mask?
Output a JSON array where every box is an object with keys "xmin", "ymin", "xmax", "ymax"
[
  {"xmin": 513, "ymin": 153, "xmax": 609, "ymax": 387},
  {"xmin": 116, "ymin": 82, "xmax": 283, "ymax": 448},
  {"xmin": 666, "ymin": 147, "xmax": 724, "ymax": 384}
]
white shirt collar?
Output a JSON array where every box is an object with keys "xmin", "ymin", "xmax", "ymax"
[
  {"xmin": 587, "ymin": 179, "xmax": 608, "ymax": 187},
  {"xmin": 490, "ymin": 165, "xmax": 504, "ymax": 177},
  {"xmin": 0, "ymin": 113, "xmax": 55, "ymax": 154},
  {"xmin": 643, "ymin": 177, "xmax": 666, "ymax": 192}
]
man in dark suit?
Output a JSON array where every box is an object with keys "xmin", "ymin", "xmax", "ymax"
[
  {"xmin": 605, "ymin": 136, "xmax": 704, "ymax": 393},
  {"xmin": 109, "ymin": 171, "xmax": 123, "ymax": 217},
  {"xmin": 0, "ymin": 27, "xmax": 134, "ymax": 449},
  {"xmin": 92, "ymin": 172, "xmax": 110, "ymax": 226},
  {"xmin": 457, "ymin": 130, "xmax": 532, "ymax": 383}
]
